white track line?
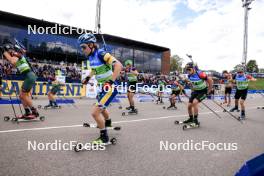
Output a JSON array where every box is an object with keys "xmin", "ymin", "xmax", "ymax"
[{"xmin": 0, "ymin": 106, "xmax": 259, "ymax": 134}]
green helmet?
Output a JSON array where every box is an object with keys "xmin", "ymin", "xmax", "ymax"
[
  {"xmin": 236, "ymin": 65, "xmax": 245, "ymax": 72},
  {"xmin": 125, "ymin": 59, "xmax": 133, "ymax": 66}
]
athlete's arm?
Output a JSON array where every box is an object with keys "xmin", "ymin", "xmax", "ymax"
[
  {"xmin": 82, "ymin": 71, "xmax": 94, "ymax": 85},
  {"xmin": 206, "ymin": 76, "xmax": 213, "ymax": 93},
  {"xmin": 199, "ymin": 71, "xmax": 213, "ymax": 93},
  {"xmin": 131, "ymin": 68, "xmax": 139, "ymax": 76},
  {"xmin": 103, "ymin": 53, "xmax": 122, "ymax": 81},
  {"xmin": 176, "ymin": 81, "xmax": 184, "ymax": 91},
  {"xmin": 3, "ymin": 51, "xmax": 19, "ymax": 66},
  {"xmin": 247, "ymin": 75, "xmax": 257, "ymax": 81}
]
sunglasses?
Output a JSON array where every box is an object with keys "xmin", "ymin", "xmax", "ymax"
[{"xmin": 80, "ymin": 45, "xmax": 87, "ymax": 50}]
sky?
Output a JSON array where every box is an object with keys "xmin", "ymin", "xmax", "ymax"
[{"xmin": 1, "ymin": 0, "xmax": 264, "ymax": 72}]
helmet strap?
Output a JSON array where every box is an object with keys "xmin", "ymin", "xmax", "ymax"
[{"xmin": 87, "ymin": 43, "xmax": 95, "ymax": 56}]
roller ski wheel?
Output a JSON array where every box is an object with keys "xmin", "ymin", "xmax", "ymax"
[
  {"xmin": 83, "ymin": 123, "xmax": 121, "ymax": 131},
  {"xmin": 44, "ymin": 105, "xmax": 49, "ymax": 110},
  {"xmin": 4, "ymin": 116, "xmax": 10, "ymax": 121},
  {"xmin": 74, "ymin": 143, "xmax": 82, "ymax": 152},
  {"xmin": 183, "ymin": 122, "xmax": 200, "ymax": 130},
  {"xmin": 174, "ymin": 120, "xmax": 184, "ymax": 125},
  {"xmin": 110, "ymin": 138, "xmax": 117, "ymax": 145},
  {"xmin": 118, "ymin": 106, "xmax": 122, "ymax": 109},
  {"xmin": 163, "ymin": 106, "xmax": 166, "ymax": 109},
  {"xmin": 11, "ymin": 118, "xmax": 18, "ymax": 123},
  {"xmin": 39, "ymin": 116, "xmax": 45, "ymax": 121},
  {"xmin": 37, "ymin": 105, "xmax": 42, "ymax": 109}
]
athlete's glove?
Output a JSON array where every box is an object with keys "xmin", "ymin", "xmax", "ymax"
[{"xmin": 82, "ymin": 76, "xmax": 91, "ymax": 85}]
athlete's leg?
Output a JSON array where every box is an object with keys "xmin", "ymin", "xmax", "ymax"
[
  {"xmin": 171, "ymin": 94, "xmax": 176, "ymax": 106},
  {"xmin": 227, "ymin": 93, "xmax": 231, "ymax": 106},
  {"xmin": 91, "ymin": 106, "xmax": 105, "ymax": 129}
]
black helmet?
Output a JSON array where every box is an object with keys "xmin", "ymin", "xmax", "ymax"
[{"xmin": 185, "ymin": 62, "xmax": 195, "ymax": 69}]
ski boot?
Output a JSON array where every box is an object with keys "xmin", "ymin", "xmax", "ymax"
[
  {"xmin": 105, "ymin": 119, "xmax": 112, "ymax": 128},
  {"xmin": 31, "ymin": 107, "xmax": 39, "ymax": 117},
  {"xmin": 240, "ymin": 111, "xmax": 246, "ymax": 120},
  {"xmin": 44, "ymin": 104, "xmax": 52, "ymax": 109},
  {"xmin": 92, "ymin": 130, "xmax": 109, "ymax": 145},
  {"xmin": 175, "ymin": 117, "xmax": 194, "ymax": 125},
  {"xmin": 167, "ymin": 105, "xmax": 177, "ymax": 110},
  {"xmin": 229, "ymin": 107, "xmax": 240, "ymax": 112},
  {"xmin": 128, "ymin": 108, "xmax": 138, "ymax": 114},
  {"xmin": 126, "ymin": 106, "xmax": 132, "ymax": 110},
  {"xmin": 52, "ymin": 104, "xmax": 60, "ymax": 108}
]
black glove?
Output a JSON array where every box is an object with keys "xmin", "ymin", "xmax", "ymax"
[{"xmin": 82, "ymin": 76, "xmax": 91, "ymax": 85}]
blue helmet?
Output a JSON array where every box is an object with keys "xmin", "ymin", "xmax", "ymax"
[{"xmin": 78, "ymin": 33, "xmax": 96, "ymax": 45}]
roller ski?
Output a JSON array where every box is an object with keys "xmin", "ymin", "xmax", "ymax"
[
  {"xmin": 182, "ymin": 122, "xmax": 200, "ymax": 130},
  {"xmin": 122, "ymin": 108, "xmax": 138, "ymax": 116},
  {"xmin": 74, "ymin": 137, "xmax": 117, "ymax": 152},
  {"xmin": 257, "ymin": 106, "xmax": 264, "ymax": 109},
  {"xmin": 83, "ymin": 122, "xmax": 121, "ymax": 131},
  {"xmin": 163, "ymin": 105, "xmax": 177, "ymax": 110},
  {"xmin": 174, "ymin": 117, "xmax": 194, "ymax": 125},
  {"xmin": 4, "ymin": 113, "xmax": 45, "ymax": 123},
  {"xmin": 38, "ymin": 104, "xmax": 61, "ymax": 110},
  {"xmin": 74, "ymin": 129, "xmax": 117, "ymax": 152}
]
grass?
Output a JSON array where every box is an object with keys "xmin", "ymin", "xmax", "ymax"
[{"xmin": 248, "ymin": 78, "xmax": 264, "ymax": 90}]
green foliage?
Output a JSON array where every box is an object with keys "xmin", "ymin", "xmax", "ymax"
[
  {"xmin": 246, "ymin": 60, "xmax": 259, "ymax": 73},
  {"xmin": 170, "ymin": 55, "xmax": 183, "ymax": 73}
]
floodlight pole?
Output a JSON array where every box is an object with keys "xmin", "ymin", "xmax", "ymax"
[
  {"xmin": 241, "ymin": 0, "xmax": 254, "ymax": 70},
  {"xmin": 95, "ymin": 0, "xmax": 102, "ymax": 33}
]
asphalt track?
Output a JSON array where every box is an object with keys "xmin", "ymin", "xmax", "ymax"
[{"xmin": 0, "ymin": 94, "xmax": 264, "ymax": 176}]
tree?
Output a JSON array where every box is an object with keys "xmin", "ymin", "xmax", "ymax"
[
  {"xmin": 170, "ymin": 55, "xmax": 183, "ymax": 73},
  {"xmin": 246, "ymin": 60, "xmax": 259, "ymax": 73},
  {"xmin": 259, "ymin": 68, "xmax": 264, "ymax": 73}
]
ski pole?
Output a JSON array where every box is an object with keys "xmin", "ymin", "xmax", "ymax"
[
  {"xmin": 210, "ymin": 99, "xmax": 242, "ymax": 122},
  {"xmin": 185, "ymin": 94, "xmax": 222, "ymax": 119}
]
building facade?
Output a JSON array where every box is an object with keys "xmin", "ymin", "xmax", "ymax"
[{"xmin": 0, "ymin": 11, "xmax": 170, "ymax": 74}]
